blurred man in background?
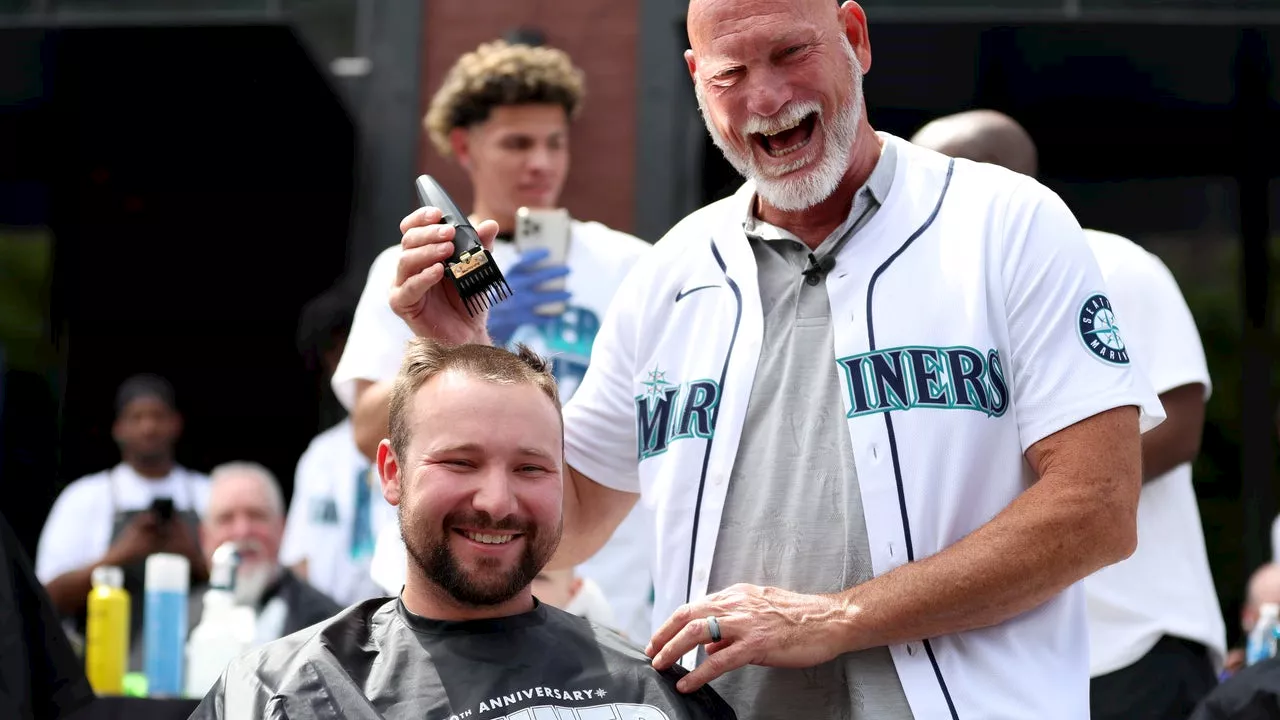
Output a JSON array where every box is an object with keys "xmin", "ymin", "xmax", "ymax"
[
  {"xmin": 334, "ymin": 36, "xmax": 655, "ymax": 642},
  {"xmin": 1191, "ymin": 564, "xmax": 1280, "ymax": 718},
  {"xmin": 192, "ymin": 463, "xmax": 339, "ymax": 643},
  {"xmin": 1220, "ymin": 563, "xmax": 1280, "ymax": 676},
  {"xmin": 281, "ymin": 287, "xmax": 395, "ymax": 606},
  {"xmin": 36, "ymin": 374, "xmax": 210, "ymax": 648},
  {"xmin": 914, "ymin": 108, "xmax": 1224, "ymax": 720}
]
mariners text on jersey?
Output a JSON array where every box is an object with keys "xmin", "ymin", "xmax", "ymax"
[
  {"xmin": 634, "ymin": 344, "xmax": 1008, "ymax": 460},
  {"xmin": 838, "ymin": 344, "xmax": 1009, "ymax": 419},
  {"xmin": 635, "ymin": 371, "xmax": 721, "ymax": 460}
]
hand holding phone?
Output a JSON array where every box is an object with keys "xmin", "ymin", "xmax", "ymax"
[{"xmin": 150, "ymin": 497, "xmax": 175, "ymax": 524}]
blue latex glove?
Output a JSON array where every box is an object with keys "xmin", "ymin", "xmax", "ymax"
[{"xmin": 488, "ymin": 247, "xmax": 572, "ymax": 345}]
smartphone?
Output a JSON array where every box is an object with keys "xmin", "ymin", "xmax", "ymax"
[
  {"xmin": 150, "ymin": 497, "xmax": 175, "ymax": 524},
  {"xmin": 515, "ymin": 207, "xmax": 572, "ymax": 317}
]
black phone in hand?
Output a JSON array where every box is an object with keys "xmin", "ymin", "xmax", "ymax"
[{"xmin": 150, "ymin": 497, "xmax": 175, "ymax": 523}]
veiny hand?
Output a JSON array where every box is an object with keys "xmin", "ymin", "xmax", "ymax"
[
  {"xmin": 391, "ymin": 206, "xmax": 500, "ymax": 346},
  {"xmin": 646, "ymin": 583, "xmax": 851, "ymax": 693}
]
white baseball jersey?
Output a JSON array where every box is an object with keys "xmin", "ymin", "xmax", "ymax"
[
  {"xmin": 1081, "ymin": 229, "xmax": 1225, "ymax": 676},
  {"xmin": 332, "ymin": 219, "xmax": 659, "ymax": 643},
  {"xmin": 563, "ymin": 134, "xmax": 1164, "ymax": 719}
]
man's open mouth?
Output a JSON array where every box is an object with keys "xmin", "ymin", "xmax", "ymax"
[{"xmin": 752, "ymin": 112, "xmax": 818, "ymax": 158}]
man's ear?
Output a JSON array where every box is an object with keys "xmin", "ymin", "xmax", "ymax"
[
  {"xmin": 839, "ymin": 1, "xmax": 872, "ymax": 73},
  {"xmin": 449, "ymin": 127, "xmax": 473, "ymax": 172},
  {"xmin": 377, "ymin": 439, "xmax": 403, "ymax": 506}
]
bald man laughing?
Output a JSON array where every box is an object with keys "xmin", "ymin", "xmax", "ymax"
[{"xmin": 391, "ymin": 3, "xmax": 1161, "ymax": 718}]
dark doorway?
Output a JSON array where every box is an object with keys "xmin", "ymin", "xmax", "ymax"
[{"xmin": 0, "ymin": 23, "xmax": 355, "ymax": 554}]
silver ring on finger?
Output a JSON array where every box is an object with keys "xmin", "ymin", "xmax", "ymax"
[{"xmin": 706, "ymin": 615, "xmax": 722, "ymax": 643}]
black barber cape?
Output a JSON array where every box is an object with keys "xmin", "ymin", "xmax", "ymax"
[
  {"xmin": 1190, "ymin": 657, "xmax": 1280, "ymax": 720},
  {"xmin": 0, "ymin": 511, "xmax": 94, "ymax": 720},
  {"xmin": 192, "ymin": 597, "xmax": 737, "ymax": 720}
]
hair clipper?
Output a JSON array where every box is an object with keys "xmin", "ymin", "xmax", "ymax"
[{"xmin": 415, "ymin": 175, "xmax": 512, "ymax": 316}]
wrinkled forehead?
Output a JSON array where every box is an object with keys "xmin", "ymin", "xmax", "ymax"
[
  {"xmin": 688, "ymin": 0, "xmax": 835, "ymax": 56},
  {"xmin": 209, "ymin": 476, "xmax": 274, "ymax": 519}
]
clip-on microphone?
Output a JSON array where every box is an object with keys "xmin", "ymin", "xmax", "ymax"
[{"xmin": 802, "ymin": 253, "xmax": 836, "ymax": 278}]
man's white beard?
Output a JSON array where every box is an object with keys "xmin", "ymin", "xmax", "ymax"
[
  {"xmin": 697, "ymin": 39, "xmax": 864, "ymax": 212},
  {"xmin": 233, "ymin": 560, "xmax": 278, "ymax": 606}
]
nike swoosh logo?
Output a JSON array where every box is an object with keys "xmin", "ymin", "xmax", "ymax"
[{"xmin": 675, "ymin": 285, "xmax": 719, "ymax": 302}]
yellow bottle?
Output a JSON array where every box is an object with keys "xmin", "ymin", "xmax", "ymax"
[{"xmin": 86, "ymin": 565, "xmax": 130, "ymax": 695}]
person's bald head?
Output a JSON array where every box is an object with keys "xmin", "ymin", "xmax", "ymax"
[
  {"xmin": 1244, "ymin": 563, "xmax": 1280, "ymax": 631},
  {"xmin": 686, "ymin": 0, "xmax": 846, "ymax": 54},
  {"xmin": 910, "ymin": 109, "xmax": 1038, "ymax": 178}
]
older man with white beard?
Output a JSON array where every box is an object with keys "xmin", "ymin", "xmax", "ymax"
[
  {"xmin": 190, "ymin": 463, "xmax": 340, "ymax": 644},
  {"xmin": 386, "ymin": 0, "xmax": 1162, "ymax": 717}
]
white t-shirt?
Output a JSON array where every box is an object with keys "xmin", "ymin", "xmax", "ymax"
[
  {"xmin": 333, "ymin": 219, "xmax": 658, "ymax": 642},
  {"xmin": 1081, "ymin": 229, "xmax": 1226, "ymax": 676},
  {"xmin": 36, "ymin": 463, "xmax": 211, "ymax": 584},
  {"xmin": 561, "ymin": 135, "xmax": 1164, "ymax": 718},
  {"xmin": 279, "ymin": 417, "xmax": 397, "ymax": 606}
]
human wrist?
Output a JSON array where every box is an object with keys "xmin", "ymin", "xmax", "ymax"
[{"xmin": 828, "ymin": 589, "xmax": 873, "ymax": 654}]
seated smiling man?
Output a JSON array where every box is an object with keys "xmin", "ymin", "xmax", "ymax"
[{"xmin": 193, "ymin": 339, "xmax": 736, "ymax": 720}]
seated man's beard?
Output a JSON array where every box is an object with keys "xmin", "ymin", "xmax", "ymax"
[
  {"xmin": 403, "ymin": 509, "xmax": 562, "ymax": 607},
  {"xmin": 231, "ymin": 540, "xmax": 280, "ymax": 606}
]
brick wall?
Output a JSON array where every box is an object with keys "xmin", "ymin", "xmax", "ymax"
[{"xmin": 417, "ymin": 0, "xmax": 640, "ymax": 235}]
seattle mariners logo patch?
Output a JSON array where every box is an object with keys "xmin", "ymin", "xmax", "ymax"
[{"xmin": 1078, "ymin": 293, "xmax": 1129, "ymax": 365}]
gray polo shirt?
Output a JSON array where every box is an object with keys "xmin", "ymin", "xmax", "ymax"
[{"xmin": 705, "ymin": 139, "xmax": 914, "ymax": 719}]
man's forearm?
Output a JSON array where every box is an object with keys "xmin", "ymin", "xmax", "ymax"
[
  {"xmin": 45, "ymin": 564, "xmax": 99, "ymax": 616},
  {"xmin": 352, "ymin": 380, "xmax": 393, "ymax": 463},
  {"xmin": 1140, "ymin": 383, "xmax": 1205, "ymax": 482},
  {"xmin": 830, "ymin": 407, "xmax": 1141, "ymax": 652},
  {"xmin": 833, "ymin": 472, "xmax": 1135, "ymax": 653},
  {"xmin": 546, "ymin": 466, "xmax": 638, "ymax": 571}
]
